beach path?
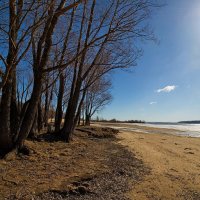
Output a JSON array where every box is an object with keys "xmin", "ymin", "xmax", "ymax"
[{"xmin": 118, "ymin": 131, "xmax": 200, "ymax": 200}]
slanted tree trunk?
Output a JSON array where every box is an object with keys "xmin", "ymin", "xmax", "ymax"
[
  {"xmin": 0, "ymin": 73, "xmax": 13, "ymax": 152},
  {"xmin": 29, "ymin": 108, "xmax": 38, "ymax": 139},
  {"xmin": 0, "ymin": 0, "xmax": 17, "ymax": 152},
  {"xmin": 74, "ymin": 89, "xmax": 87, "ymax": 128},
  {"xmin": 78, "ymin": 113, "xmax": 81, "ymax": 126},
  {"xmin": 44, "ymin": 82, "xmax": 54, "ymax": 127},
  {"xmin": 85, "ymin": 114, "xmax": 91, "ymax": 126},
  {"xmin": 82, "ymin": 111, "xmax": 85, "ymax": 126},
  {"xmin": 15, "ymin": 1, "xmax": 81, "ymax": 148},
  {"xmin": 10, "ymin": 68, "xmax": 19, "ymax": 138},
  {"xmin": 61, "ymin": 0, "xmax": 95, "ymax": 141},
  {"xmin": 54, "ymin": 7, "xmax": 75, "ymax": 132},
  {"xmin": 37, "ymin": 99, "xmax": 43, "ymax": 132},
  {"xmin": 15, "ymin": 72, "xmax": 43, "ymax": 149},
  {"xmin": 44, "ymin": 80, "xmax": 49, "ymax": 127},
  {"xmin": 61, "ymin": 79, "xmax": 82, "ymax": 141},
  {"xmin": 55, "ymin": 72, "xmax": 64, "ymax": 132},
  {"xmin": 0, "ymin": 0, "xmax": 83, "ymax": 153}
]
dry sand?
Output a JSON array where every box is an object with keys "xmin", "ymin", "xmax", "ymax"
[{"xmin": 118, "ymin": 130, "xmax": 200, "ymax": 200}]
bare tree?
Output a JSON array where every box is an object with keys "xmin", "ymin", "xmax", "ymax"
[
  {"xmin": 60, "ymin": 0, "xmax": 157, "ymax": 141},
  {"xmin": 0, "ymin": 1, "xmax": 48, "ymax": 151},
  {"xmin": 15, "ymin": 0, "xmax": 83, "ymax": 150},
  {"xmin": 84, "ymin": 77, "xmax": 112, "ymax": 126},
  {"xmin": 0, "ymin": 0, "xmax": 160, "ymax": 155},
  {"xmin": 0, "ymin": 0, "xmax": 83, "ymax": 153}
]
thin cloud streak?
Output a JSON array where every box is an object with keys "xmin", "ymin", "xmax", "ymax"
[
  {"xmin": 150, "ymin": 102, "xmax": 157, "ymax": 105},
  {"xmin": 157, "ymin": 85, "xmax": 177, "ymax": 93}
]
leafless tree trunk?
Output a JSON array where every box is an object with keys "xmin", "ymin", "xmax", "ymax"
[
  {"xmin": 43, "ymin": 78, "xmax": 54, "ymax": 127},
  {"xmin": 0, "ymin": 0, "xmax": 19, "ymax": 151},
  {"xmin": 0, "ymin": 0, "xmax": 159, "ymax": 154},
  {"xmin": 15, "ymin": 1, "xmax": 83, "ymax": 149},
  {"xmin": 55, "ymin": 72, "xmax": 65, "ymax": 131},
  {"xmin": 61, "ymin": 0, "xmax": 95, "ymax": 141},
  {"xmin": 85, "ymin": 77, "xmax": 112, "ymax": 126},
  {"xmin": 55, "ymin": 6, "xmax": 75, "ymax": 132}
]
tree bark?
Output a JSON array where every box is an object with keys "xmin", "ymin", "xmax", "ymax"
[
  {"xmin": 15, "ymin": 72, "xmax": 43, "ymax": 149},
  {"xmin": 44, "ymin": 79, "xmax": 49, "ymax": 127},
  {"xmin": 74, "ymin": 89, "xmax": 87, "ymax": 128},
  {"xmin": 0, "ymin": 73, "xmax": 13, "ymax": 152},
  {"xmin": 10, "ymin": 68, "xmax": 19, "ymax": 138},
  {"xmin": 61, "ymin": 79, "xmax": 82, "ymax": 141},
  {"xmin": 0, "ymin": 0, "xmax": 17, "ymax": 152},
  {"xmin": 55, "ymin": 72, "xmax": 64, "ymax": 132},
  {"xmin": 85, "ymin": 114, "xmax": 91, "ymax": 126},
  {"xmin": 37, "ymin": 99, "xmax": 43, "ymax": 132},
  {"xmin": 29, "ymin": 108, "xmax": 38, "ymax": 139}
]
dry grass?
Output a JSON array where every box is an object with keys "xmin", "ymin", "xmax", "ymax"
[{"xmin": 0, "ymin": 127, "xmax": 147, "ymax": 200}]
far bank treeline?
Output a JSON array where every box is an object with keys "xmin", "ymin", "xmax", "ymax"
[
  {"xmin": 93, "ymin": 118, "xmax": 145, "ymax": 124},
  {"xmin": 0, "ymin": 0, "xmax": 159, "ymax": 154}
]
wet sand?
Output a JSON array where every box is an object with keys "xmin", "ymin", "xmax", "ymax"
[{"xmin": 118, "ymin": 131, "xmax": 200, "ymax": 200}]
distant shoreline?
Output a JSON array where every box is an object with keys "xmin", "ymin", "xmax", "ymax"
[
  {"xmin": 93, "ymin": 122, "xmax": 200, "ymax": 138},
  {"xmin": 178, "ymin": 120, "xmax": 200, "ymax": 124},
  {"xmin": 92, "ymin": 120, "xmax": 200, "ymax": 125}
]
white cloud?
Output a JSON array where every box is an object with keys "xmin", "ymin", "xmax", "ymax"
[
  {"xmin": 157, "ymin": 85, "xmax": 177, "ymax": 93},
  {"xmin": 150, "ymin": 102, "xmax": 157, "ymax": 105}
]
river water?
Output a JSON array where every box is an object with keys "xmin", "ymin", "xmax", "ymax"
[
  {"xmin": 141, "ymin": 123, "xmax": 200, "ymax": 137},
  {"xmin": 96, "ymin": 122, "xmax": 200, "ymax": 138}
]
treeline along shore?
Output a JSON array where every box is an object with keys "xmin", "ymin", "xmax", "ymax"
[
  {"xmin": 0, "ymin": 0, "xmax": 159, "ymax": 199},
  {"xmin": 0, "ymin": 0, "xmax": 159, "ymax": 155}
]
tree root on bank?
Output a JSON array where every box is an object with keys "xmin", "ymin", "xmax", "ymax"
[{"xmin": 3, "ymin": 149, "xmax": 17, "ymax": 161}]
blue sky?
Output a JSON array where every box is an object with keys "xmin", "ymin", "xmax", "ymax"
[{"xmin": 98, "ymin": 0, "xmax": 200, "ymax": 122}]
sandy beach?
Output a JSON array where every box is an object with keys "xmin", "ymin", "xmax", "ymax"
[
  {"xmin": 1, "ymin": 124, "xmax": 200, "ymax": 199},
  {"xmin": 94, "ymin": 122, "xmax": 200, "ymax": 199},
  {"xmin": 116, "ymin": 126, "xmax": 200, "ymax": 199}
]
